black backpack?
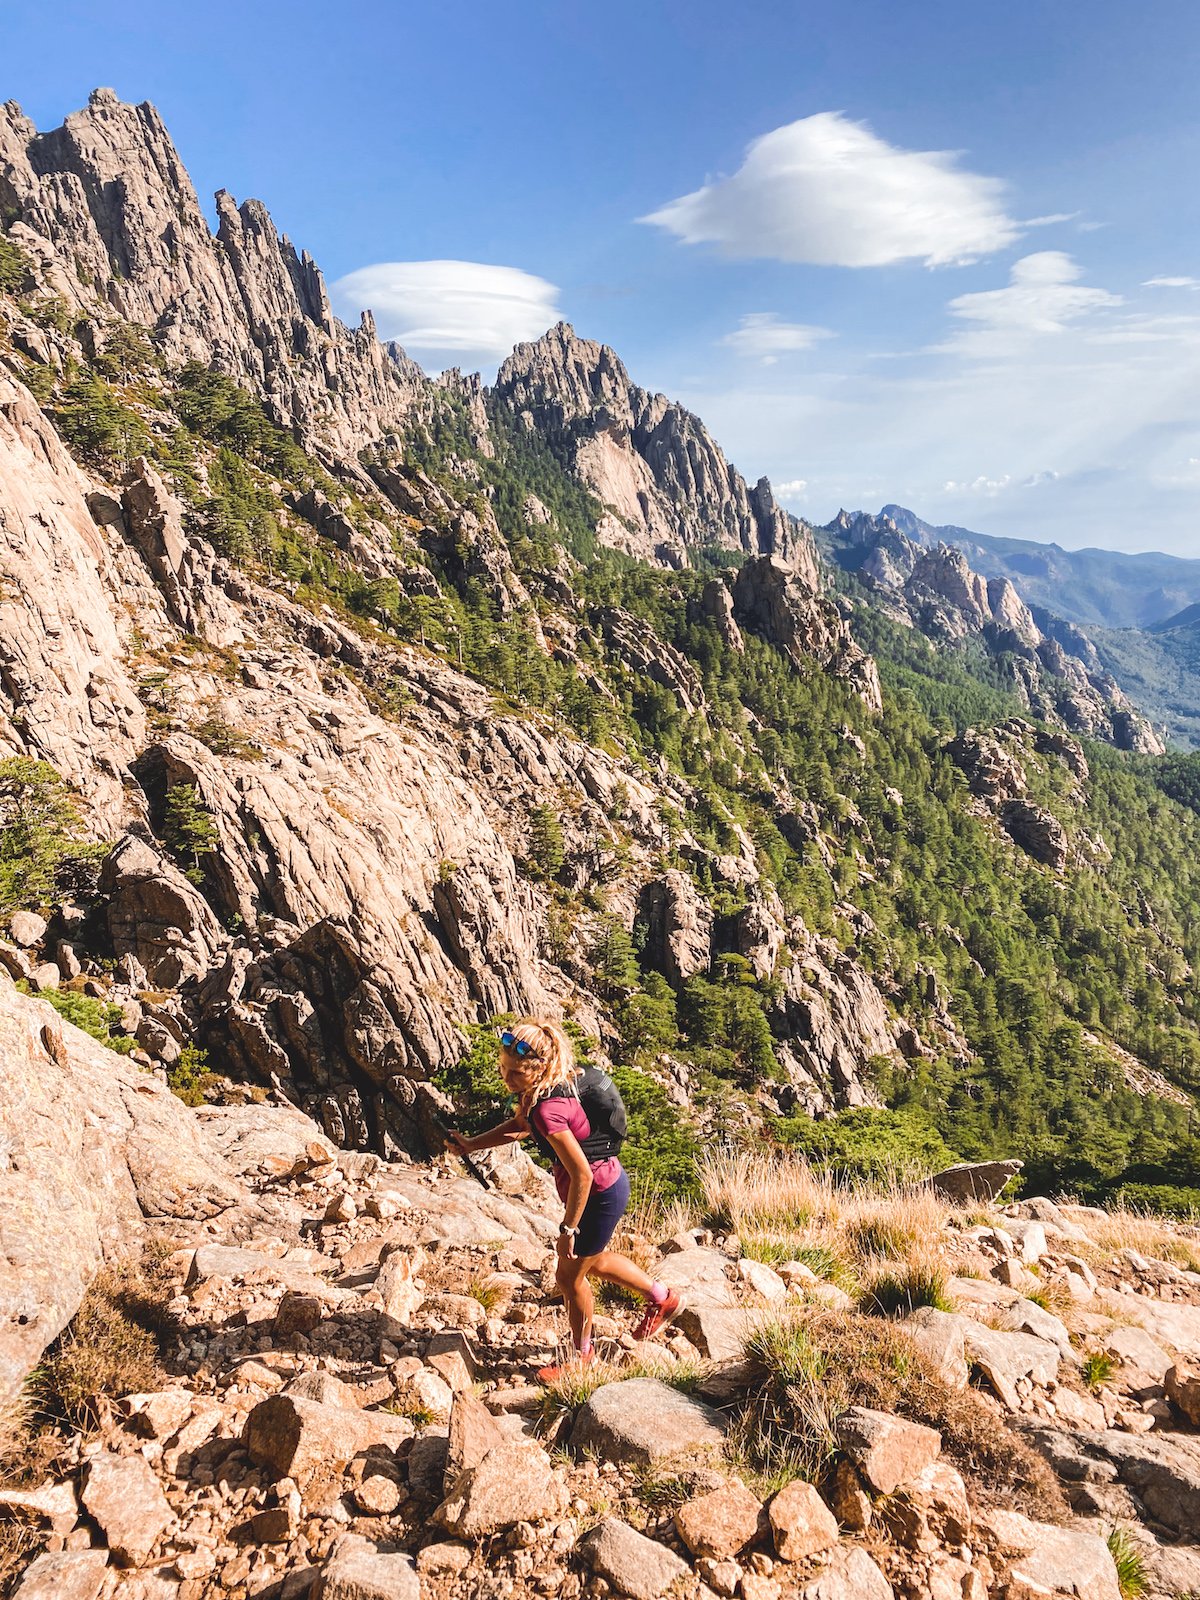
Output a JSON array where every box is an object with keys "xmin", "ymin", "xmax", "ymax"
[{"xmin": 529, "ymin": 1067, "xmax": 628, "ymax": 1165}]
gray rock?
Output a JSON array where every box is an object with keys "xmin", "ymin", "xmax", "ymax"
[
  {"xmin": 313, "ymin": 1535, "xmax": 419, "ymax": 1600},
  {"xmin": 582, "ymin": 1518, "xmax": 690, "ymax": 1599},
  {"xmin": 676, "ymin": 1305, "xmax": 753, "ymax": 1359},
  {"xmin": 81, "ymin": 1451, "xmax": 174, "ymax": 1565},
  {"xmin": 434, "ymin": 1440, "xmax": 568, "ymax": 1537},
  {"xmin": 928, "ymin": 1159, "xmax": 1022, "ymax": 1202},
  {"xmin": 961, "ymin": 1321, "xmax": 1060, "ymax": 1409},
  {"xmin": 11, "ymin": 1551, "xmax": 108, "ymax": 1600},
  {"xmin": 570, "ymin": 1377, "xmax": 726, "ymax": 1468},
  {"xmin": 835, "ymin": 1407, "xmax": 941, "ymax": 1496},
  {"xmin": 243, "ymin": 1393, "xmax": 412, "ymax": 1479},
  {"xmin": 8, "ymin": 910, "xmax": 46, "ymax": 948},
  {"xmin": 984, "ymin": 1508, "xmax": 1119, "ymax": 1600},
  {"xmin": 0, "ymin": 982, "xmax": 247, "ymax": 1407}
]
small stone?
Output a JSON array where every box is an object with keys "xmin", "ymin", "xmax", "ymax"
[
  {"xmin": 324, "ymin": 1191, "xmax": 357, "ymax": 1224},
  {"xmin": 446, "ymin": 1390, "xmax": 507, "ymax": 1481},
  {"xmin": 366, "ymin": 1193, "xmax": 408, "ymax": 1220},
  {"xmin": 416, "ymin": 1541, "xmax": 471, "ymax": 1576},
  {"xmin": 836, "ymin": 1407, "xmax": 941, "ymax": 1496},
  {"xmin": 1167, "ymin": 1359, "xmax": 1200, "ymax": 1425},
  {"xmin": 9, "ymin": 910, "xmax": 47, "ymax": 948},
  {"xmin": 569, "ymin": 1378, "xmax": 726, "ymax": 1468},
  {"xmin": 741, "ymin": 1576, "xmax": 781, "ymax": 1600},
  {"xmin": 737, "ymin": 1259, "xmax": 788, "ymax": 1302},
  {"xmin": 768, "ymin": 1479, "xmax": 839, "ymax": 1561},
  {"xmin": 243, "ymin": 1393, "xmax": 412, "ymax": 1478},
  {"xmin": 434, "ymin": 1440, "xmax": 568, "ymax": 1538},
  {"xmin": 313, "ymin": 1533, "xmax": 419, "ymax": 1599},
  {"xmin": 11, "ymin": 1550, "xmax": 107, "ymax": 1600},
  {"xmin": 81, "ymin": 1451, "xmax": 173, "ymax": 1565},
  {"xmin": 392, "ymin": 1367, "xmax": 453, "ymax": 1422},
  {"xmin": 275, "ymin": 1292, "xmax": 323, "ymax": 1336},
  {"xmin": 675, "ymin": 1480, "xmax": 764, "ymax": 1558},
  {"xmin": 830, "ymin": 1459, "xmax": 871, "ymax": 1531},
  {"xmin": 122, "ymin": 1389, "xmax": 194, "ymax": 1441},
  {"xmin": 697, "ymin": 1558, "xmax": 742, "ymax": 1597},
  {"xmin": 354, "ymin": 1473, "xmax": 402, "ymax": 1515},
  {"xmin": 582, "ymin": 1518, "xmax": 690, "ymax": 1600}
]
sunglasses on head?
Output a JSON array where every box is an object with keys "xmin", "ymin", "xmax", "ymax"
[{"xmin": 498, "ymin": 1029, "xmax": 539, "ymax": 1059}]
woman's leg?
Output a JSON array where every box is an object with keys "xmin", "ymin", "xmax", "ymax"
[
  {"xmin": 556, "ymin": 1252, "xmax": 599, "ymax": 1351},
  {"xmin": 590, "ymin": 1251, "xmax": 657, "ymax": 1298}
]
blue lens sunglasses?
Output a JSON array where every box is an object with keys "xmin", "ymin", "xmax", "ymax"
[{"xmin": 498, "ymin": 1029, "xmax": 539, "ymax": 1059}]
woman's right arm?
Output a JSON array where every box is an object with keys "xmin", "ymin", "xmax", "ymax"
[{"xmin": 450, "ymin": 1111, "xmax": 529, "ymax": 1154}]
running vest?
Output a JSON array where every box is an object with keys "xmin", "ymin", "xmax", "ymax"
[{"xmin": 528, "ymin": 1067, "xmax": 629, "ymax": 1165}]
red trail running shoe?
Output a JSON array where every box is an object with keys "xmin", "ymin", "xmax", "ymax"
[{"xmin": 632, "ymin": 1289, "xmax": 684, "ymax": 1341}]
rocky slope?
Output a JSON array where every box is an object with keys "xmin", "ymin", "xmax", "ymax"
[
  {"xmin": 823, "ymin": 511, "xmax": 1164, "ymax": 753},
  {"xmin": 6, "ymin": 981, "xmax": 1200, "ymax": 1600},
  {"xmin": 0, "ymin": 90, "xmax": 424, "ymax": 465}
]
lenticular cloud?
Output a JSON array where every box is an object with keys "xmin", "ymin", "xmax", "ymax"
[
  {"xmin": 641, "ymin": 112, "xmax": 1020, "ymax": 269},
  {"xmin": 330, "ymin": 260, "xmax": 561, "ymax": 362}
]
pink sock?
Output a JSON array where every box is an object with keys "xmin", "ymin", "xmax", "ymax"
[
  {"xmin": 648, "ymin": 1281, "xmax": 668, "ymax": 1306},
  {"xmin": 579, "ymin": 1335, "xmax": 593, "ymax": 1357}
]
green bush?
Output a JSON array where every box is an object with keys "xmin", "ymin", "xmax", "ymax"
[
  {"xmin": 0, "ymin": 232, "xmax": 32, "ymax": 295},
  {"xmin": 773, "ymin": 1107, "xmax": 958, "ymax": 1183},
  {"xmin": 0, "ymin": 757, "xmax": 107, "ymax": 914},
  {"xmin": 50, "ymin": 372, "xmax": 148, "ymax": 467},
  {"xmin": 161, "ymin": 784, "xmax": 218, "ymax": 883},
  {"xmin": 167, "ymin": 1043, "xmax": 215, "ymax": 1107},
  {"xmin": 17, "ymin": 984, "xmax": 133, "ymax": 1055}
]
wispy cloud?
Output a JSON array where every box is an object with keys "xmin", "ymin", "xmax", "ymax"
[
  {"xmin": 720, "ymin": 313, "xmax": 832, "ymax": 363},
  {"xmin": 1143, "ymin": 275, "xmax": 1200, "ymax": 290},
  {"xmin": 946, "ymin": 251, "xmax": 1121, "ymax": 343},
  {"xmin": 774, "ymin": 478, "xmax": 809, "ymax": 500},
  {"xmin": 640, "ymin": 112, "xmax": 1020, "ymax": 269},
  {"xmin": 330, "ymin": 260, "xmax": 561, "ymax": 364}
]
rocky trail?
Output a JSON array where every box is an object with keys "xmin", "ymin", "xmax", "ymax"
[{"xmin": 5, "ymin": 982, "xmax": 1200, "ymax": 1600}]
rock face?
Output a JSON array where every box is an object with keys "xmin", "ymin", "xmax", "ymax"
[
  {"xmin": 0, "ymin": 90, "xmax": 424, "ymax": 459},
  {"xmin": 826, "ymin": 512, "xmax": 1164, "ymax": 753},
  {"xmin": 731, "ymin": 557, "xmax": 882, "ymax": 711},
  {"xmin": 495, "ymin": 322, "xmax": 812, "ymax": 573},
  {"xmin": 0, "ymin": 977, "xmax": 247, "ymax": 1405}
]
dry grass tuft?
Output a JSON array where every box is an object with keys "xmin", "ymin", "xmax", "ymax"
[
  {"xmin": 1078, "ymin": 1206, "xmax": 1200, "ymax": 1272},
  {"xmin": 34, "ymin": 1249, "xmax": 176, "ymax": 1433},
  {"xmin": 699, "ymin": 1150, "xmax": 953, "ymax": 1298},
  {"xmin": 734, "ymin": 1308, "xmax": 1067, "ymax": 1518}
]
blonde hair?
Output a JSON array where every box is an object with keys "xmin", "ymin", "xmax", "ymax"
[{"xmin": 506, "ymin": 1017, "xmax": 577, "ymax": 1100}]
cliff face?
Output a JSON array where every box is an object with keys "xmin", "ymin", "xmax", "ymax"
[
  {"xmin": 495, "ymin": 322, "xmax": 817, "ymax": 579},
  {"xmin": 827, "ymin": 511, "xmax": 1165, "ymax": 754},
  {"xmin": 0, "ymin": 89, "xmax": 425, "ymax": 461}
]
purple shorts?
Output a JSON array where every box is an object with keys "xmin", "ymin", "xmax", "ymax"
[{"xmin": 574, "ymin": 1165, "xmax": 631, "ymax": 1257}]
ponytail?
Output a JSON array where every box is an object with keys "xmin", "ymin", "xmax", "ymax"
[{"xmin": 508, "ymin": 1017, "xmax": 577, "ymax": 1100}]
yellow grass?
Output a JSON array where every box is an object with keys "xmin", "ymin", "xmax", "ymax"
[
  {"xmin": 1075, "ymin": 1205, "xmax": 1200, "ymax": 1272},
  {"xmin": 696, "ymin": 1150, "xmax": 953, "ymax": 1304}
]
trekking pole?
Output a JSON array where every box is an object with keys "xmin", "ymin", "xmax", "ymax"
[{"xmin": 428, "ymin": 1112, "xmax": 493, "ymax": 1191}]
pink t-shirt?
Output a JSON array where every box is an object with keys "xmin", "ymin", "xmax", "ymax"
[{"xmin": 529, "ymin": 1094, "xmax": 622, "ymax": 1203}]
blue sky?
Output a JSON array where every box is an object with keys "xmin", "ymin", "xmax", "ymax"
[{"xmin": 8, "ymin": 0, "xmax": 1200, "ymax": 555}]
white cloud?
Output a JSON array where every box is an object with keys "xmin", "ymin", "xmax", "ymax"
[
  {"xmin": 1144, "ymin": 275, "xmax": 1200, "ymax": 289},
  {"xmin": 330, "ymin": 260, "xmax": 561, "ymax": 363},
  {"xmin": 946, "ymin": 252, "xmax": 1121, "ymax": 340},
  {"xmin": 639, "ymin": 112, "xmax": 1020, "ymax": 268},
  {"xmin": 774, "ymin": 478, "xmax": 809, "ymax": 500},
  {"xmin": 942, "ymin": 474, "xmax": 1013, "ymax": 496},
  {"xmin": 720, "ymin": 313, "xmax": 831, "ymax": 363}
]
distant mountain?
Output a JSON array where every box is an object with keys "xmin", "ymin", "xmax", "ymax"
[
  {"xmin": 1090, "ymin": 615, "xmax": 1200, "ymax": 750},
  {"xmin": 819, "ymin": 510, "xmax": 1164, "ymax": 753},
  {"xmin": 875, "ymin": 505, "xmax": 1200, "ymax": 630}
]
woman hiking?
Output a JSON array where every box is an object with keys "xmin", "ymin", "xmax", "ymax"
[{"xmin": 447, "ymin": 1018, "xmax": 683, "ymax": 1382}]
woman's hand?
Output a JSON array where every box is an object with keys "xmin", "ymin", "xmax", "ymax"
[
  {"xmin": 557, "ymin": 1229, "xmax": 578, "ymax": 1262},
  {"xmin": 446, "ymin": 1129, "xmax": 472, "ymax": 1156}
]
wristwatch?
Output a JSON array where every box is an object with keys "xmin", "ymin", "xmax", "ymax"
[{"xmin": 559, "ymin": 1223, "xmax": 579, "ymax": 1238}]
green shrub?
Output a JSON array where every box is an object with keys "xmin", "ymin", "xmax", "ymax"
[
  {"xmin": 167, "ymin": 1043, "xmax": 215, "ymax": 1107},
  {"xmin": 50, "ymin": 372, "xmax": 148, "ymax": 467},
  {"xmin": 773, "ymin": 1107, "xmax": 958, "ymax": 1183},
  {"xmin": 0, "ymin": 758, "xmax": 107, "ymax": 914},
  {"xmin": 860, "ymin": 1261, "xmax": 954, "ymax": 1316},
  {"xmin": 1082, "ymin": 1349, "xmax": 1115, "ymax": 1391},
  {"xmin": 161, "ymin": 784, "xmax": 218, "ymax": 883},
  {"xmin": 0, "ymin": 233, "xmax": 32, "ymax": 295},
  {"xmin": 736, "ymin": 1310, "xmax": 1067, "ymax": 1514},
  {"xmin": 1107, "ymin": 1525, "xmax": 1148, "ymax": 1599},
  {"xmin": 17, "ymin": 985, "xmax": 134, "ymax": 1055}
]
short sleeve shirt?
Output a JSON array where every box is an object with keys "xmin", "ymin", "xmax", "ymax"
[{"xmin": 529, "ymin": 1094, "xmax": 622, "ymax": 1202}]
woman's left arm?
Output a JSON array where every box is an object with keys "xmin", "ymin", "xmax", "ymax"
[{"xmin": 544, "ymin": 1127, "xmax": 593, "ymax": 1259}]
